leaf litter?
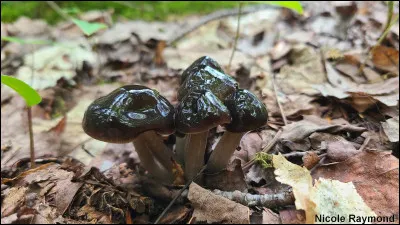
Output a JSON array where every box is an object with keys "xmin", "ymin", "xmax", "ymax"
[{"xmin": 1, "ymin": 1, "xmax": 399, "ymax": 224}]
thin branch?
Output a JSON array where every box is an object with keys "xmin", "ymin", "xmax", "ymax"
[
  {"xmin": 358, "ymin": 136, "xmax": 371, "ymax": 152},
  {"xmin": 167, "ymin": 4, "xmax": 274, "ymax": 46},
  {"xmin": 212, "ymin": 189, "xmax": 294, "ymax": 208},
  {"xmin": 154, "ymin": 165, "xmax": 207, "ymax": 224},
  {"xmin": 46, "ymin": 1, "xmax": 73, "ymax": 21},
  {"xmin": 227, "ymin": 2, "xmax": 243, "ymax": 73}
]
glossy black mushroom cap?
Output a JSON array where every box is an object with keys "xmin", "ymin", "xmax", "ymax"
[
  {"xmin": 181, "ymin": 56, "xmax": 224, "ymax": 84},
  {"xmin": 178, "ymin": 65, "xmax": 238, "ymax": 102},
  {"xmin": 225, "ymin": 89, "xmax": 268, "ymax": 133},
  {"xmin": 82, "ymin": 85, "xmax": 175, "ymax": 143},
  {"xmin": 175, "ymin": 90, "xmax": 231, "ymax": 134}
]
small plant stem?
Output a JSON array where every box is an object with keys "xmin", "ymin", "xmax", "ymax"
[
  {"xmin": 154, "ymin": 165, "xmax": 207, "ymax": 224},
  {"xmin": 27, "ymin": 106, "xmax": 35, "ymax": 168},
  {"xmin": 206, "ymin": 131, "xmax": 244, "ymax": 173},
  {"xmin": 184, "ymin": 131, "xmax": 209, "ymax": 181},
  {"xmin": 227, "ymin": 2, "xmax": 243, "ymax": 73},
  {"xmin": 132, "ymin": 136, "xmax": 173, "ymax": 184}
]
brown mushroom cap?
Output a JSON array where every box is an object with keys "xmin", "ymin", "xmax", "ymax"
[
  {"xmin": 178, "ymin": 65, "xmax": 238, "ymax": 102},
  {"xmin": 181, "ymin": 56, "xmax": 224, "ymax": 84},
  {"xmin": 175, "ymin": 90, "xmax": 231, "ymax": 134},
  {"xmin": 225, "ymin": 89, "xmax": 268, "ymax": 133},
  {"xmin": 82, "ymin": 85, "xmax": 175, "ymax": 143}
]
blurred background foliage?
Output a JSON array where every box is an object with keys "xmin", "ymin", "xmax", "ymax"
[{"xmin": 1, "ymin": 1, "xmax": 241, "ymax": 24}]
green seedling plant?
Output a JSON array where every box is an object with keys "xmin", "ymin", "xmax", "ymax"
[{"xmin": 1, "ymin": 75, "xmax": 42, "ymax": 168}]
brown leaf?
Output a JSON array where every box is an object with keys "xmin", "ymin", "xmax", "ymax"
[
  {"xmin": 262, "ymin": 208, "xmax": 281, "ymax": 224},
  {"xmin": 313, "ymin": 151, "xmax": 399, "ymax": 219},
  {"xmin": 204, "ymin": 159, "xmax": 248, "ymax": 192},
  {"xmin": 371, "ymin": 45, "xmax": 399, "ymax": 75},
  {"xmin": 326, "ymin": 140, "xmax": 359, "ymax": 162},
  {"xmin": 279, "ymin": 209, "xmax": 306, "ymax": 224},
  {"xmin": 157, "ymin": 205, "xmax": 191, "ymax": 224},
  {"xmin": 188, "ymin": 182, "xmax": 250, "ymax": 224}
]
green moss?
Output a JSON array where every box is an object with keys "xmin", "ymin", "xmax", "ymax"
[
  {"xmin": 1, "ymin": 1, "xmax": 241, "ymax": 24},
  {"xmin": 254, "ymin": 152, "xmax": 274, "ymax": 169}
]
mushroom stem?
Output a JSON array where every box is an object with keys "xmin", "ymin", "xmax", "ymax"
[
  {"xmin": 133, "ymin": 135, "xmax": 173, "ymax": 183},
  {"xmin": 184, "ymin": 131, "xmax": 209, "ymax": 181},
  {"xmin": 175, "ymin": 135, "xmax": 187, "ymax": 166},
  {"xmin": 142, "ymin": 130, "xmax": 174, "ymax": 173},
  {"xmin": 206, "ymin": 131, "xmax": 245, "ymax": 173}
]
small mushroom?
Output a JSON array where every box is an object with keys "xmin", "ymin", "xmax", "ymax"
[
  {"xmin": 206, "ymin": 89, "xmax": 268, "ymax": 173},
  {"xmin": 175, "ymin": 56, "xmax": 237, "ymax": 168},
  {"xmin": 82, "ymin": 85, "xmax": 175, "ymax": 183},
  {"xmin": 175, "ymin": 90, "xmax": 231, "ymax": 180},
  {"xmin": 180, "ymin": 56, "xmax": 224, "ymax": 84},
  {"xmin": 178, "ymin": 65, "xmax": 238, "ymax": 102}
]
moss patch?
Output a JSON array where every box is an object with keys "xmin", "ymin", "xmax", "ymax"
[{"xmin": 254, "ymin": 152, "xmax": 274, "ymax": 169}]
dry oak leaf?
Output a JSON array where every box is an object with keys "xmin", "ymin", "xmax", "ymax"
[{"xmin": 188, "ymin": 182, "xmax": 250, "ymax": 224}]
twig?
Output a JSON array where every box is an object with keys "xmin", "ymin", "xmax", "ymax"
[
  {"xmin": 46, "ymin": 1, "xmax": 73, "ymax": 21},
  {"xmin": 227, "ymin": 2, "xmax": 243, "ymax": 73},
  {"xmin": 358, "ymin": 136, "xmax": 371, "ymax": 152},
  {"xmin": 282, "ymin": 151, "xmax": 320, "ymax": 158},
  {"xmin": 212, "ymin": 189, "xmax": 294, "ymax": 208},
  {"xmin": 242, "ymin": 129, "xmax": 282, "ymax": 172},
  {"xmin": 154, "ymin": 165, "xmax": 207, "ymax": 224},
  {"xmin": 167, "ymin": 4, "xmax": 274, "ymax": 46},
  {"xmin": 27, "ymin": 107, "xmax": 35, "ymax": 168},
  {"xmin": 310, "ymin": 154, "xmax": 326, "ymax": 174}
]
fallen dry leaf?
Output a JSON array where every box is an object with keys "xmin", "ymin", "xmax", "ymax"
[
  {"xmin": 371, "ymin": 45, "xmax": 399, "ymax": 76},
  {"xmin": 326, "ymin": 139, "xmax": 359, "ymax": 162},
  {"xmin": 381, "ymin": 116, "xmax": 399, "ymax": 143},
  {"xmin": 273, "ymin": 154, "xmax": 377, "ymax": 224},
  {"xmin": 188, "ymin": 182, "xmax": 250, "ymax": 224},
  {"xmin": 262, "ymin": 208, "xmax": 281, "ymax": 224},
  {"xmin": 313, "ymin": 151, "xmax": 399, "ymax": 220}
]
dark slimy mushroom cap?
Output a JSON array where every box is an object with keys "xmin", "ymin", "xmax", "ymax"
[
  {"xmin": 181, "ymin": 56, "xmax": 224, "ymax": 84},
  {"xmin": 82, "ymin": 85, "xmax": 175, "ymax": 143},
  {"xmin": 225, "ymin": 89, "xmax": 268, "ymax": 133},
  {"xmin": 175, "ymin": 90, "xmax": 231, "ymax": 134},
  {"xmin": 178, "ymin": 65, "xmax": 238, "ymax": 102}
]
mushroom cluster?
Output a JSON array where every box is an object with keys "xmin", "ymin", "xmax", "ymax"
[{"xmin": 82, "ymin": 56, "xmax": 268, "ymax": 184}]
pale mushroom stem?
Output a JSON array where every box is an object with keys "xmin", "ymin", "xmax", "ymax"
[
  {"xmin": 142, "ymin": 130, "xmax": 174, "ymax": 173},
  {"xmin": 175, "ymin": 135, "xmax": 187, "ymax": 166},
  {"xmin": 132, "ymin": 134, "xmax": 173, "ymax": 183},
  {"xmin": 206, "ymin": 131, "xmax": 245, "ymax": 173},
  {"xmin": 184, "ymin": 131, "xmax": 209, "ymax": 181}
]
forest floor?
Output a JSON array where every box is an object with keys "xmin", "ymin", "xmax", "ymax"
[{"xmin": 1, "ymin": 1, "xmax": 399, "ymax": 224}]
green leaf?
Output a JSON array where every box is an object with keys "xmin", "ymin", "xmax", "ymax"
[
  {"xmin": 1, "ymin": 75, "xmax": 42, "ymax": 106},
  {"xmin": 1, "ymin": 36, "xmax": 53, "ymax": 45},
  {"xmin": 252, "ymin": 1, "xmax": 303, "ymax": 14},
  {"xmin": 72, "ymin": 19, "xmax": 108, "ymax": 36}
]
